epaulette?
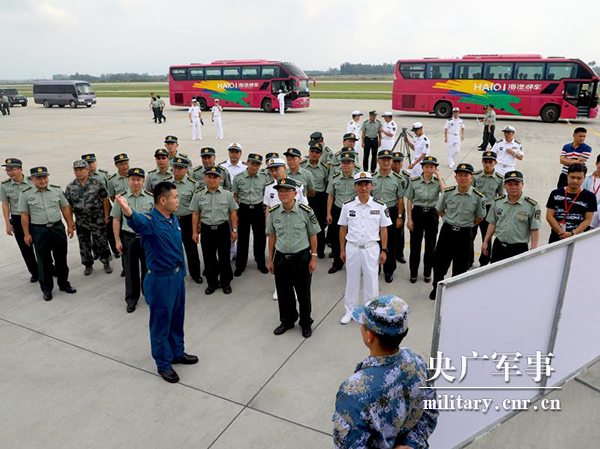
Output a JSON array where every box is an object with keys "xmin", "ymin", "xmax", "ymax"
[
  {"xmin": 22, "ymin": 186, "xmax": 32, "ymax": 192},
  {"xmin": 495, "ymin": 194, "xmax": 506, "ymax": 201},
  {"xmin": 117, "ymin": 191, "xmax": 127, "ymax": 196},
  {"xmin": 50, "ymin": 184, "xmax": 61, "ymax": 188},
  {"xmin": 179, "ymin": 152, "xmax": 189, "ymax": 158},
  {"xmin": 473, "ymin": 189, "xmax": 484, "ymax": 197},
  {"xmin": 1, "ymin": 178, "xmax": 9, "ymax": 184},
  {"xmin": 402, "ymin": 170, "xmax": 411, "ymax": 177},
  {"xmin": 219, "ymin": 160, "xmax": 227, "ymax": 165},
  {"xmin": 392, "ymin": 171, "xmax": 402, "ymax": 179},
  {"xmin": 525, "ymin": 196, "xmax": 538, "ymax": 206},
  {"xmin": 410, "ymin": 176, "xmax": 420, "ymax": 181},
  {"xmin": 269, "ymin": 204, "xmax": 280, "ymax": 212},
  {"xmin": 163, "ymin": 174, "xmax": 173, "ymax": 179},
  {"xmin": 320, "ymin": 161, "xmax": 329, "ymax": 169},
  {"xmin": 373, "ymin": 198, "xmax": 385, "ymax": 205},
  {"xmin": 473, "ymin": 169, "xmax": 483, "ymax": 175},
  {"xmin": 188, "ymin": 177, "xmax": 197, "ymax": 183},
  {"xmin": 194, "ymin": 186, "xmax": 205, "ymax": 193},
  {"xmin": 108, "ymin": 173, "xmax": 116, "ymax": 180},
  {"xmin": 299, "ymin": 204, "xmax": 312, "ymax": 213},
  {"xmin": 515, "ymin": 140, "xmax": 521, "ymax": 145},
  {"xmin": 444, "ymin": 186, "xmax": 456, "ymax": 192},
  {"xmin": 266, "ymin": 179, "xmax": 275, "ymax": 186},
  {"xmin": 98, "ymin": 169, "xmax": 108, "ymax": 174},
  {"xmin": 324, "ymin": 146, "xmax": 332, "ymax": 152},
  {"xmin": 335, "ymin": 150, "xmax": 343, "ymax": 156},
  {"xmin": 495, "ymin": 171, "xmax": 504, "ymax": 179},
  {"xmin": 148, "ymin": 169, "xmax": 157, "ymax": 174},
  {"xmin": 145, "ymin": 190, "xmax": 154, "ymax": 196},
  {"xmin": 344, "ymin": 197, "xmax": 355, "ymax": 204},
  {"xmin": 331, "ymin": 172, "xmax": 341, "ymax": 178}
]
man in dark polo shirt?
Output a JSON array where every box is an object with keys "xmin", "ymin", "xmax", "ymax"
[{"xmin": 557, "ymin": 127, "xmax": 592, "ymax": 188}]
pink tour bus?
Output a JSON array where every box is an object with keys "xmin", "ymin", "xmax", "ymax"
[
  {"xmin": 169, "ymin": 59, "xmax": 311, "ymax": 112},
  {"xmin": 392, "ymin": 55, "xmax": 599, "ymax": 122}
]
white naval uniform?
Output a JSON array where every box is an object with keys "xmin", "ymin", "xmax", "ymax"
[
  {"xmin": 381, "ymin": 120, "xmax": 397, "ymax": 151},
  {"xmin": 444, "ymin": 118, "xmax": 464, "ymax": 168},
  {"xmin": 263, "ymin": 180, "xmax": 308, "ymax": 208},
  {"xmin": 277, "ymin": 92, "xmax": 286, "ymax": 115},
  {"xmin": 347, "ymin": 120, "xmax": 362, "ymax": 161},
  {"xmin": 338, "ymin": 196, "xmax": 392, "ymax": 315},
  {"xmin": 212, "ymin": 105, "xmax": 224, "ymax": 139},
  {"xmin": 491, "ymin": 139, "xmax": 524, "ymax": 175},
  {"xmin": 409, "ymin": 134, "xmax": 431, "ymax": 177},
  {"xmin": 189, "ymin": 105, "xmax": 202, "ymax": 140},
  {"xmin": 222, "ymin": 159, "xmax": 247, "ymax": 182}
]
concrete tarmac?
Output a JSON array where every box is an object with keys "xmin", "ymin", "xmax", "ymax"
[{"xmin": 0, "ymin": 98, "xmax": 598, "ymax": 448}]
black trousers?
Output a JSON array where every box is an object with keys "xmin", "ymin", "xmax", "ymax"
[
  {"xmin": 159, "ymin": 108, "xmax": 166, "ymax": 122},
  {"xmin": 557, "ymin": 173, "xmax": 569, "ymax": 188},
  {"xmin": 395, "ymin": 210, "xmax": 406, "ymax": 261},
  {"xmin": 308, "ymin": 191, "xmax": 328, "ymax": 256},
  {"xmin": 409, "ymin": 206, "xmax": 439, "ymax": 278},
  {"xmin": 30, "ymin": 222, "xmax": 70, "ymax": 294},
  {"xmin": 432, "ymin": 223, "xmax": 473, "ymax": 288},
  {"xmin": 200, "ymin": 222, "xmax": 232, "ymax": 288},
  {"xmin": 481, "ymin": 125, "xmax": 496, "ymax": 150},
  {"xmin": 329, "ymin": 204, "xmax": 343, "ymax": 269},
  {"xmin": 471, "ymin": 204, "xmax": 492, "ymax": 266},
  {"xmin": 10, "ymin": 214, "xmax": 39, "ymax": 278},
  {"xmin": 121, "ymin": 231, "xmax": 146, "ymax": 304},
  {"xmin": 178, "ymin": 214, "xmax": 201, "ymax": 280},
  {"xmin": 236, "ymin": 203, "xmax": 266, "ymax": 272},
  {"xmin": 106, "ymin": 217, "xmax": 119, "ymax": 256},
  {"xmin": 152, "ymin": 107, "xmax": 162, "ymax": 123},
  {"xmin": 363, "ymin": 137, "xmax": 379, "ymax": 172},
  {"xmin": 1, "ymin": 103, "xmax": 9, "ymax": 115},
  {"xmin": 382, "ymin": 206, "xmax": 398, "ymax": 275},
  {"xmin": 274, "ymin": 249, "xmax": 313, "ymax": 328},
  {"xmin": 490, "ymin": 238, "xmax": 528, "ymax": 263}
]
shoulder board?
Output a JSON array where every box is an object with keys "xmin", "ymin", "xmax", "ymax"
[
  {"xmin": 473, "ymin": 169, "xmax": 483, "ymax": 175},
  {"xmin": 515, "ymin": 140, "xmax": 521, "ymax": 144},
  {"xmin": 402, "ymin": 170, "xmax": 411, "ymax": 177},
  {"xmin": 332, "ymin": 172, "xmax": 341, "ymax": 178},
  {"xmin": 144, "ymin": 190, "xmax": 153, "ymax": 196},
  {"xmin": 373, "ymin": 198, "xmax": 385, "ymax": 205},
  {"xmin": 1, "ymin": 178, "xmax": 9, "ymax": 184},
  {"xmin": 495, "ymin": 172, "xmax": 504, "ymax": 179},
  {"xmin": 392, "ymin": 171, "xmax": 402, "ymax": 179},
  {"xmin": 219, "ymin": 160, "xmax": 227, "ymax": 165},
  {"xmin": 335, "ymin": 150, "xmax": 342, "ymax": 156},
  {"xmin": 108, "ymin": 173, "xmax": 116, "ymax": 180},
  {"xmin": 188, "ymin": 177, "xmax": 197, "ymax": 183},
  {"xmin": 299, "ymin": 204, "xmax": 312, "ymax": 213},
  {"xmin": 320, "ymin": 161, "xmax": 329, "ymax": 169},
  {"xmin": 179, "ymin": 152, "xmax": 189, "ymax": 158},
  {"xmin": 148, "ymin": 169, "xmax": 157, "ymax": 174},
  {"xmin": 495, "ymin": 194, "xmax": 506, "ymax": 201},
  {"xmin": 330, "ymin": 162, "xmax": 340, "ymax": 167},
  {"xmin": 423, "ymin": 136, "xmax": 429, "ymax": 141},
  {"xmin": 525, "ymin": 196, "xmax": 538, "ymax": 206},
  {"xmin": 22, "ymin": 186, "xmax": 32, "ymax": 192},
  {"xmin": 344, "ymin": 197, "xmax": 355, "ymax": 204},
  {"xmin": 194, "ymin": 186, "xmax": 205, "ymax": 193},
  {"xmin": 324, "ymin": 146, "xmax": 332, "ymax": 152},
  {"xmin": 410, "ymin": 176, "xmax": 420, "ymax": 181},
  {"xmin": 444, "ymin": 186, "xmax": 456, "ymax": 192},
  {"xmin": 163, "ymin": 174, "xmax": 173, "ymax": 179},
  {"xmin": 266, "ymin": 179, "xmax": 275, "ymax": 186},
  {"xmin": 473, "ymin": 189, "xmax": 484, "ymax": 197},
  {"xmin": 117, "ymin": 191, "xmax": 128, "ymax": 196},
  {"xmin": 98, "ymin": 169, "xmax": 108, "ymax": 174},
  {"xmin": 268, "ymin": 204, "xmax": 280, "ymax": 212}
]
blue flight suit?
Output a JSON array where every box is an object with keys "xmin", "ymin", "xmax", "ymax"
[{"xmin": 127, "ymin": 208, "xmax": 187, "ymax": 371}]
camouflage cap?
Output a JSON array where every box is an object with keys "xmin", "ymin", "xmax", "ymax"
[
  {"xmin": 247, "ymin": 153, "xmax": 263, "ymax": 163},
  {"xmin": 274, "ymin": 177, "xmax": 300, "ymax": 190},
  {"xmin": 30, "ymin": 166, "xmax": 49, "ymax": 177},
  {"xmin": 2, "ymin": 158, "xmax": 23, "ymax": 167},
  {"xmin": 73, "ymin": 159, "xmax": 88, "ymax": 169},
  {"xmin": 352, "ymin": 295, "xmax": 410, "ymax": 336},
  {"xmin": 392, "ymin": 152, "xmax": 404, "ymax": 161},
  {"xmin": 204, "ymin": 166, "xmax": 222, "ymax": 177},
  {"xmin": 114, "ymin": 153, "xmax": 129, "ymax": 163},
  {"xmin": 200, "ymin": 147, "xmax": 216, "ymax": 157},
  {"xmin": 421, "ymin": 155, "xmax": 439, "ymax": 166},
  {"xmin": 127, "ymin": 168, "xmax": 145, "ymax": 178},
  {"xmin": 81, "ymin": 153, "xmax": 96, "ymax": 162},
  {"xmin": 172, "ymin": 157, "xmax": 190, "ymax": 168}
]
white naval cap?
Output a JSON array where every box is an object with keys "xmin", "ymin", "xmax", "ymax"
[
  {"xmin": 353, "ymin": 171, "xmax": 373, "ymax": 183},
  {"xmin": 502, "ymin": 125, "xmax": 516, "ymax": 132},
  {"xmin": 452, "ymin": 107, "xmax": 460, "ymax": 112},
  {"xmin": 228, "ymin": 142, "xmax": 243, "ymax": 151},
  {"xmin": 411, "ymin": 122, "xmax": 424, "ymax": 130},
  {"xmin": 351, "ymin": 110, "xmax": 363, "ymax": 116},
  {"xmin": 382, "ymin": 111, "xmax": 393, "ymax": 117},
  {"xmin": 267, "ymin": 157, "xmax": 286, "ymax": 168}
]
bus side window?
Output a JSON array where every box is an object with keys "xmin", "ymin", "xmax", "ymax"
[{"xmin": 259, "ymin": 82, "xmax": 269, "ymax": 90}]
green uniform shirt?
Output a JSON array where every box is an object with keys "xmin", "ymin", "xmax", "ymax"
[
  {"xmin": 484, "ymin": 109, "xmax": 497, "ymax": 126},
  {"xmin": 486, "ymin": 194, "xmax": 542, "ymax": 244},
  {"xmin": 321, "ymin": 146, "xmax": 334, "ymax": 165},
  {"xmin": 144, "ymin": 168, "xmax": 173, "ymax": 191},
  {"xmin": 232, "ymin": 169, "xmax": 268, "ymax": 205},
  {"xmin": 473, "ymin": 170, "xmax": 505, "ymax": 206},
  {"xmin": 300, "ymin": 159, "xmax": 330, "ymax": 193},
  {"xmin": 107, "ymin": 172, "xmax": 129, "ymax": 198},
  {"xmin": 436, "ymin": 186, "xmax": 486, "ymax": 228},
  {"xmin": 18, "ymin": 184, "xmax": 68, "ymax": 225},
  {"xmin": 110, "ymin": 189, "xmax": 154, "ymax": 233},
  {"xmin": 151, "ymin": 99, "xmax": 161, "ymax": 108},
  {"xmin": 190, "ymin": 165, "xmax": 232, "ymax": 190},
  {"xmin": 0, "ymin": 177, "xmax": 33, "ymax": 215},
  {"xmin": 361, "ymin": 119, "xmax": 382, "ymax": 139},
  {"xmin": 406, "ymin": 176, "xmax": 442, "ymax": 208},
  {"xmin": 173, "ymin": 174, "xmax": 197, "ymax": 217},
  {"xmin": 168, "ymin": 151, "xmax": 193, "ymax": 168},
  {"xmin": 190, "ymin": 186, "xmax": 238, "ymax": 225},
  {"xmin": 372, "ymin": 171, "xmax": 406, "ymax": 208},
  {"xmin": 287, "ymin": 167, "xmax": 315, "ymax": 196},
  {"xmin": 266, "ymin": 201, "xmax": 320, "ymax": 253},
  {"xmin": 327, "ymin": 170, "xmax": 359, "ymax": 208},
  {"xmin": 90, "ymin": 169, "xmax": 109, "ymax": 191}
]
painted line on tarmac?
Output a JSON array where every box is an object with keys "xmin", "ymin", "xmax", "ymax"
[{"xmin": 564, "ymin": 119, "xmax": 600, "ymax": 137}]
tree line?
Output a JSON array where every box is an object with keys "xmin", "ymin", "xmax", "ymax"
[{"xmin": 52, "ymin": 72, "xmax": 167, "ymax": 82}]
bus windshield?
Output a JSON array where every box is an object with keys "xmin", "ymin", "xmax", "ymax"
[
  {"xmin": 296, "ymin": 79, "xmax": 310, "ymax": 93},
  {"xmin": 282, "ymin": 63, "xmax": 308, "ymax": 79},
  {"xmin": 75, "ymin": 83, "xmax": 94, "ymax": 95}
]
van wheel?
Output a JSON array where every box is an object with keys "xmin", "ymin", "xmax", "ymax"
[
  {"xmin": 540, "ymin": 105, "xmax": 560, "ymax": 123},
  {"xmin": 58, "ymin": 105, "xmax": 65, "ymax": 108},
  {"xmin": 198, "ymin": 98, "xmax": 208, "ymax": 111},
  {"xmin": 262, "ymin": 98, "xmax": 273, "ymax": 112},
  {"xmin": 23, "ymin": 102, "xmax": 27, "ymax": 107},
  {"xmin": 433, "ymin": 101, "xmax": 452, "ymax": 118},
  {"xmin": 69, "ymin": 100, "xmax": 77, "ymax": 108},
  {"xmin": 43, "ymin": 100, "xmax": 51, "ymax": 108}
]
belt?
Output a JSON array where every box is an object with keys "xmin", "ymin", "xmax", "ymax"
[
  {"xmin": 240, "ymin": 202, "xmax": 263, "ymax": 210},
  {"xmin": 414, "ymin": 205, "xmax": 435, "ymax": 213},
  {"xmin": 147, "ymin": 266, "xmax": 180, "ymax": 276},
  {"xmin": 122, "ymin": 230, "xmax": 140, "ymax": 238},
  {"xmin": 31, "ymin": 220, "xmax": 62, "ymax": 228},
  {"xmin": 202, "ymin": 222, "xmax": 227, "ymax": 231},
  {"xmin": 276, "ymin": 248, "xmax": 310, "ymax": 259},
  {"xmin": 443, "ymin": 223, "xmax": 471, "ymax": 232},
  {"xmin": 347, "ymin": 241, "xmax": 379, "ymax": 249},
  {"xmin": 496, "ymin": 239, "xmax": 525, "ymax": 248}
]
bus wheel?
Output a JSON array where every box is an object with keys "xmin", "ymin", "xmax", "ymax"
[
  {"xmin": 69, "ymin": 100, "xmax": 77, "ymax": 108},
  {"xmin": 262, "ymin": 98, "xmax": 274, "ymax": 112},
  {"xmin": 433, "ymin": 101, "xmax": 452, "ymax": 118},
  {"xmin": 540, "ymin": 105, "xmax": 560, "ymax": 123},
  {"xmin": 198, "ymin": 98, "xmax": 208, "ymax": 111},
  {"xmin": 43, "ymin": 100, "xmax": 51, "ymax": 108}
]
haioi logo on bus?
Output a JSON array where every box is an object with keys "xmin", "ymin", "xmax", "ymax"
[
  {"xmin": 192, "ymin": 80, "xmax": 261, "ymax": 107},
  {"xmin": 432, "ymin": 79, "xmax": 544, "ymax": 116}
]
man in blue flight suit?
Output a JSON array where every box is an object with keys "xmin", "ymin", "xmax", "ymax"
[{"xmin": 114, "ymin": 181, "xmax": 198, "ymax": 383}]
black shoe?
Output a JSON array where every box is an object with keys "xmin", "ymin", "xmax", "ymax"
[
  {"xmin": 410, "ymin": 277, "xmax": 417, "ymax": 284},
  {"xmin": 424, "ymin": 276, "xmax": 432, "ymax": 283},
  {"xmin": 328, "ymin": 252, "xmax": 334, "ymax": 258},
  {"xmin": 317, "ymin": 252, "xmax": 325, "ymax": 259},
  {"xmin": 385, "ymin": 273, "xmax": 393, "ymax": 283},
  {"xmin": 103, "ymin": 263, "xmax": 113, "ymax": 274},
  {"xmin": 120, "ymin": 269, "xmax": 125, "ymax": 277},
  {"xmin": 43, "ymin": 291, "xmax": 53, "ymax": 301},
  {"xmin": 273, "ymin": 323, "xmax": 294, "ymax": 335},
  {"xmin": 60, "ymin": 286, "xmax": 77, "ymax": 294},
  {"xmin": 126, "ymin": 303, "xmax": 136, "ymax": 313},
  {"xmin": 398, "ymin": 256, "xmax": 406, "ymax": 264},
  {"xmin": 234, "ymin": 269, "xmax": 243, "ymax": 277},
  {"xmin": 192, "ymin": 276, "xmax": 203, "ymax": 284},
  {"xmin": 258, "ymin": 265, "xmax": 269, "ymax": 274},
  {"xmin": 173, "ymin": 353, "xmax": 199, "ymax": 365},
  {"xmin": 302, "ymin": 327, "xmax": 312, "ymax": 338},
  {"xmin": 205, "ymin": 286, "xmax": 217, "ymax": 295},
  {"xmin": 158, "ymin": 369, "xmax": 179, "ymax": 383},
  {"xmin": 429, "ymin": 289, "xmax": 436, "ymax": 300},
  {"xmin": 30, "ymin": 275, "xmax": 38, "ymax": 283},
  {"xmin": 222, "ymin": 286, "xmax": 232, "ymax": 294},
  {"xmin": 328, "ymin": 266, "xmax": 342, "ymax": 274},
  {"xmin": 84, "ymin": 266, "xmax": 93, "ymax": 276}
]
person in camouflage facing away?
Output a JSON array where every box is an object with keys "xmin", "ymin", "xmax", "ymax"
[
  {"xmin": 333, "ymin": 295, "xmax": 438, "ymax": 448},
  {"xmin": 65, "ymin": 159, "xmax": 113, "ymax": 275}
]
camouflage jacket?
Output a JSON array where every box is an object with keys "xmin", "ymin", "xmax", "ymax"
[
  {"xmin": 333, "ymin": 349, "xmax": 438, "ymax": 448},
  {"xmin": 64, "ymin": 177, "xmax": 108, "ymax": 220}
]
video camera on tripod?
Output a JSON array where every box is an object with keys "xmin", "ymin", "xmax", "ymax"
[{"xmin": 390, "ymin": 127, "xmax": 414, "ymax": 161}]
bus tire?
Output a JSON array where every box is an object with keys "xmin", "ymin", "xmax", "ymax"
[
  {"xmin": 43, "ymin": 100, "xmax": 51, "ymax": 108},
  {"xmin": 262, "ymin": 98, "xmax": 274, "ymax": 112},
  {"xmin": 69, "ymin": 100, "xmax": 77, "ymax": 108},
  {"xmin": 433, "ymin": 101, "xmax": 452, "ymax": 119},
  {"xmin": 540, "ymin": 105, "xmax": 560, "ymax": 123},
  {"xmin": 197, "ymin": 98, "xmax": 208, "ymax": 111}
]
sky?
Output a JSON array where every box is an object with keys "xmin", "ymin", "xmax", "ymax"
[{"xmin": 2, "ymin": 0, "xmax": 599, "ymax": 79}]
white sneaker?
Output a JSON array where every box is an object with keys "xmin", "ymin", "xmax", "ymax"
[
  {"xmin": 272, "ymin": 290, "xmax": 278, "ymax": 300},
  {"xmin": 340, "ymin": 313, "xmax": 352, "ymax": 325}
]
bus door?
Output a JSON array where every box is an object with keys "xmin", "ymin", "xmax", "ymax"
[
  {"xmin": 564, "ymin": 81, "xmax": 597, "ymax": 117},
  {"xmin": 271, "ymin": 78, "xmax": 295, "ymax": 104}
]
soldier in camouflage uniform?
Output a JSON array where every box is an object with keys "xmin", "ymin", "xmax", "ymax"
[
  {"xmin": 65, "ymin": 160, "xmax": 113, "ymax": 275},
  {"xmin": 333, "ymin": 295, "xmax": 438, "ymax": 448}
]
